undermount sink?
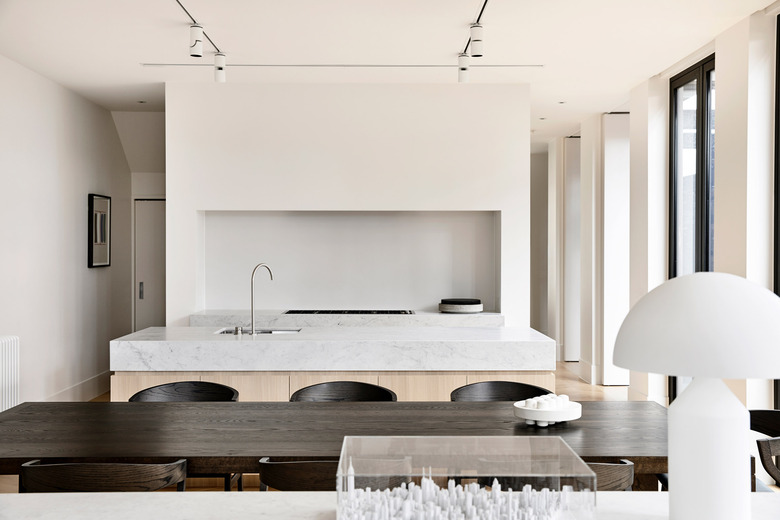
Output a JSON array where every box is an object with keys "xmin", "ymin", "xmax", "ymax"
[{"xmin": 216, "ymin": 327, "xmax": 301, "ymax": 335}]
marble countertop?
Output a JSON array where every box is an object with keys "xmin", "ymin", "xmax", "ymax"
[
  {"xmin": 110, "ymin": 326, "xmax": 555, "ymax": 372},
  {"xmin": 1, "ymin": 491, "xmax": 779, "ymax": 520},
  {"xmin": 189, "ymin": 309, "xmax": 505, "ymax": 328}
]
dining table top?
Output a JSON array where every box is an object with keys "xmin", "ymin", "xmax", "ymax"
[{"xmin": 0, "ymin": 400, "xmax": 667, "ymax": 477}]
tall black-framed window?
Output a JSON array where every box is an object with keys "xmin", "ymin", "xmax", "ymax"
[
  {"xmin": 668, "ymin": 54, "xmax": 716, "ymax": 401},
  {"xmin": 774, "ymin": 15, "xmax": 780, "ymax": 409}
]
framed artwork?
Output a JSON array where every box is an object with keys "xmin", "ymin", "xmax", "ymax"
[{"xmin": 88, "ymin": 194, "xmax": 111, "ymax": 267}]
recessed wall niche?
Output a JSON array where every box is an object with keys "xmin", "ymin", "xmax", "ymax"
[{"xmin": 204, "ymin": 211, "xmax": 499, "ymax": 312}]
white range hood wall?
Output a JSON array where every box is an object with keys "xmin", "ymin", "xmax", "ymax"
[{"xmin": 166, "ymin": 83, "xmax": 530, "ymax": 326}]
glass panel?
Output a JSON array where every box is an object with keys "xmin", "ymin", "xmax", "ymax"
[
  {"xmin": 707, "ymin": 69, "xmax": 716, "ymax": 269},
  {"xmin": 338, "ymin": 436, "xmax": 596, "ymax": 520},
  {"xmin": 675, "ymin": 79, "xmax": 698, "ymax": 276}
]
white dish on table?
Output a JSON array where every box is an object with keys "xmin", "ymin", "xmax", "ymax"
[{"xmin": 513, "ymin": 395, "xmax": 582, "ymax": 427}]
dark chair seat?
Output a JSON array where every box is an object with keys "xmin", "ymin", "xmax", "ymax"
[
  {"xmin": 450, "ymin": 381, "xmax": 553, "ymax": 402},
  {"xmin": 290, "ymin": 381, "xmax": 397, "ymax": 402},
  {"xmin": 129, "ymin": 381, "xmax": 241, "ymax": 490},
  {"xmin": 19, "ymin": 459, "xmax": 187, "ymax": 493}
]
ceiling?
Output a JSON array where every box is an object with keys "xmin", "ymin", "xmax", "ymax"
[{"xmin": 0, "ymin": 0, "xmax": 776, "ymax": 149}]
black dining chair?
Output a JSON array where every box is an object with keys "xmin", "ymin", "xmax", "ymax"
[
  {"xmin": 258, "ymin": 457, "xmax": 339, "ymax": 491},
  {"xmin": 19, "ymin": 459, "xmax": 187, "ymax": 493},
  {"xmin": 587, "ymin": 459, "xmax": 635, "ymax": 491},
  {"xmin": 289, "ymin": 381, "xmax": 397, "ymax": 402},
  {"xmin": 128, "ymin": 381, "xmax": 239, "ymax": 402},
  {"xmin": 751, "ymin": 409, "xmax": 780, "ymax": 491},
  {"xmin": 258, "ymin": 456, "xmax": 411, "ymax": 492},
  {"xmin": 279, "ymin": 381, "xmax": 395, "ymax": 491},
  {"xmin": 756, "ymin": 437, "xmax": 780, "ymax": 486},
  {"xmin": 450, "ymin": 381, "xmax": 553, "ymax": 402},
  {"xmin": 129, "ymin": 381, "xmax": 242, "ymax": 490}
]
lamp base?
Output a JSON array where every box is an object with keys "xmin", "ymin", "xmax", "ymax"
[{"xmin": 668, "ymin": 377, "xmax": 750, "ymax": 520}]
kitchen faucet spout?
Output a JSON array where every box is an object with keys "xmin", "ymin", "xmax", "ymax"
[{"xmin": 251, "ymin": 263, "xmax": 273, "ymax": 335}]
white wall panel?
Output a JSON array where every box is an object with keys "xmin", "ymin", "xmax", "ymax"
[{"xmin": 166, "ymin": 83, "xmax": 531, "ymax": 325}]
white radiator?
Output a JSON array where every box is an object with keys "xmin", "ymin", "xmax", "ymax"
[{"xmin": 0, "ymin": 336, "xmax": 19, "ymax": 412}]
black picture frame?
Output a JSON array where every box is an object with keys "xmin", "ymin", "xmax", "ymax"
[{"xmin": 88, "ymin": 194, "xmax": 111, "ymax": 268}]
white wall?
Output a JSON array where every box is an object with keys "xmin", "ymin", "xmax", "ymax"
[
  {"xmin": 0, "ymin": 54, "xmax": 132, "ymax": 402},
  {"xmin": 112, "ymin": 111, "xmax": 166, "ymax": 198},
  {"xmin": 530, "ymin": 152, "xmax": 549, "ymax": 334},
  {"xmin": 713, "ymin": 12, "xmax": 776, "ymax": 408},
  {"xmin": 205, "ymin": 211, "xmax": 498, "ymax": 311},
  {"xmin": 628, "ymin": 76, "xmax": 669, "ymax": 404},
  {"xmin": 166, "ymin": 83, "xmax": 531, "ymax": 326}
]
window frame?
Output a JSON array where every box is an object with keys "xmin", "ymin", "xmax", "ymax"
[
  {"xmin": 774, "ymin": 16, "xmax": 780, "ymax": 409},
  {"xmin": 667, "ymin": 54, "xmax": 715, "ymax": 401},
  {"xmin": 668, "ymin": 55, "xmax": 716, "ymax": 278}
]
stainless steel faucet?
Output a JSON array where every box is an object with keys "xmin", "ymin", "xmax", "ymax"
[{"xmin": 250, "ymin": 263, "xmax": 274, "ymax": 335}]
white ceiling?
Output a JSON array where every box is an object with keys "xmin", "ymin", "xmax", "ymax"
[{"xmin": 0, "ymin": 0, "xmax": 776, "ymax": 149}]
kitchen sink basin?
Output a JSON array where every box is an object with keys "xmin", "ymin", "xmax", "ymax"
[{"xmin": 216, "ymin": 327, "xmax": 301, "ymax": 335}]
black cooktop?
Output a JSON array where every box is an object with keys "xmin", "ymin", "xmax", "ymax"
[{"xmin": 283, "ymin": 310, "xmax": 415, "ymax": 315}]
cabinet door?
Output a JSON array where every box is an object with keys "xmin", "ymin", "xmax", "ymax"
[
  {"xmin": 203, "ymin": 373, "xmax": 289, "ymax": 402},
  {"xmin": 110, "ymin": 372, "xmax": 201, "ymax": 402},
  {"xmin": 290, "ymin": 372, "xmax": 379, "ymax": 397},
  {"xmin": 378, "ymin": 373, "xmax": 468, "ymax": 401}
]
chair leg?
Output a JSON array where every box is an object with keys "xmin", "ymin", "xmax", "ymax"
[{"xmin": 223, "ymin": 473, "xmax": 243, "ymax": 491}]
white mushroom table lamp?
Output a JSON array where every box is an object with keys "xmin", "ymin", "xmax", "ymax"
[{"xmin": 613, "ymin": 272, "xmax": 780, "ymax": 520}]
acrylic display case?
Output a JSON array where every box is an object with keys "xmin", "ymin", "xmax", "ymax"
[{"xmin": 337, "ymin": 435, "xmax": 596, "ymax": 520}]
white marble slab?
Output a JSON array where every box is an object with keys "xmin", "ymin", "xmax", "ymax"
[
  {"xmin": 110, "ymin": 326, "xmax": 555, "ymax": 372},
  {"xmin": 188, "ymin": 309, "xmax": 505, "ymax": 328},
  {"xmin": 1, "ymin": 491, "xmax": 780, "ymax": 520}
]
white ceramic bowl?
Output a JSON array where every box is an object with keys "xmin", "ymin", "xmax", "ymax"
[{"xmin": 513, "ymin": 399, "xmax": 582, "ymax": 427}]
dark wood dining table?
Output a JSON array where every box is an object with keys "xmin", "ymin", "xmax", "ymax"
[{"xmin": 0, "ymin": 400, "xmax": 667, "ymax": 490}]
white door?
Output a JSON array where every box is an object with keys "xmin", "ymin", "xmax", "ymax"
[{"xmin": 135, "ymin": 199, "xmax": 166, "ymax": 330}]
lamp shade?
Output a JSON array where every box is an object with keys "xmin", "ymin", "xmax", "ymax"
[{"xmin": 613, "ymin": 272, "xmax": 780, "ymax": 379}]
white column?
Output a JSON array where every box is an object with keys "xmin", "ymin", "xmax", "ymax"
[
  {"xmin": 563, "ymin": 138, "xmax": 581, "ymax": 362},
  {"xmin": 714, "ymin": 12, "xmax": 776, "ymax": 408},
  {"xmin": 602, "ymin": 113, "xmax": 631, "ymax": 385},
  {"xmin": 579, "ymin": 114, "xmax": 632, "ymax": 385},
  {"xmin": 547, "ymin": 138, "xmax": 565, "ymax": 358},
  {"xmin": 628, "ymin": 77, "xmax": 669, "ymax": 404},
  {"xmin": 530, "ymin": 151, "xmax": 549, "ymax": 335},
  {"xmin": 579, "ymin": 115, "xmax": 602, "ymax": 383}
]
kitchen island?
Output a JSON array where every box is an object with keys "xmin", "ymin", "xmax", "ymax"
[{"xmin": 110, "ymin": 326, "xmax": 555, "ymax": 402}]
